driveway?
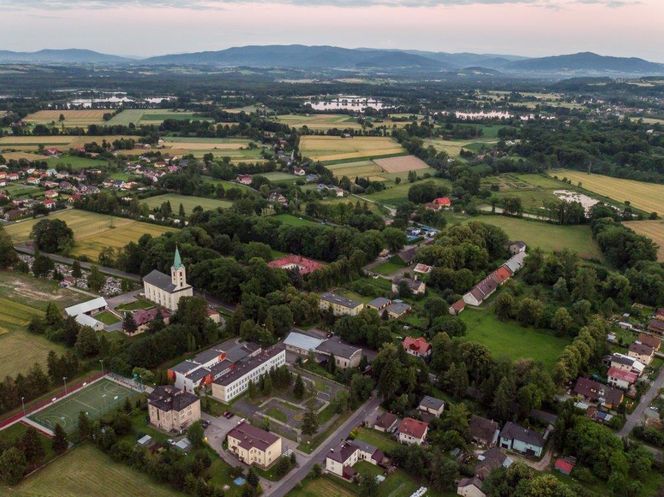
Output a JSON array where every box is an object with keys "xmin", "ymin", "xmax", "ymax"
[{"xmin": 619, "ymin": 367, "xmax": 664, "ymax": 438}]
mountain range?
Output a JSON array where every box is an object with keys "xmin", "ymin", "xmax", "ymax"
[{"xmin": 1, "ymin": 45, "xmax": 663, "ymax": 77}]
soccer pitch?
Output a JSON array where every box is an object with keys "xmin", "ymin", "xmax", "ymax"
[{"xmin": 29, "ymin": 378, "xmax": 139, "ymax": 433}]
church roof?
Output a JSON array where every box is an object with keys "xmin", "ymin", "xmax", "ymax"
[
  {"xmin": 173, "ymin": 246, "xmax": 183, "ymax": 270},
  {"xmin": 144, "ymin": 269, "xmax": 177, "ymax": 292}
]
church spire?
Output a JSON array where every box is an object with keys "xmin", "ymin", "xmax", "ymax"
[{"xmin": 173, "ymin": 246, "xmax": 183, "ymax": 270}]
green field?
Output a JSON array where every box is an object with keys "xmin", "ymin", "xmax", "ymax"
[
  {"xmin": 461, "ymin": 309, "xmax": 570, "ymax": 369},
  {"xmin": 108, "ymin": 109, "xmax": 212, "ymax": 126},
  {"xmin": 29, "ymin": 378, "xmax": 139, "ymax": 433},
  {"xmin": 260, "ymin": 171, "xmax": 301, "ymax": 183},
  {"xmin": 45, "ymin": 154, "xmax": 110, "ymax": 171},
  {"xmin": 288, "ymin": 477, "xmax": 356, "ymax": 497},
  {"xmin": 142, "ymin": 193, "xmax": 232, "ymax": 214},
  {"xmin": 299, "ymin": 136, "xmax": 405, "ymax": 163},
  {"xmin": 373, "ymin": 256, "xmax": 406, "ymax": 275},
  {"xmin": 275, "ymin": 113, "xmax": 361, "ymax": 130},
  {"xmin": 364, "ymin": 177, "xmax": 452, "ymax": 206},
  {"xmin": 5, "ymin": 209, "xmax": 178, "ymax": 260},
  {"xmin": 4, "ymin": 444, "xmax": 185, "ymax": 497},
  {"xmin": 0, "ymin": 271, "xmax": 80, "ymax": 378},
  {"xmin": 552, "ymin": 169, "xmax": 664, "ymax": 215},
  {"xmin": 472, "ymin": 215, "xmax": 602, "ymax": 259},
  {"xmin": 423, "ymin": 136, "xmax": 498, "ymax": 157},
  {"xmin": 274, "ymin": 214, "xmax": 321, "ymax": 227}
]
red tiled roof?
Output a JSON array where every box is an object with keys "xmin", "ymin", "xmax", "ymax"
[
  {"xmin": 492, "ymin": 266, "xmax": 512, "ymax": 284},
  {"xmin": 433, "ymin": 197, "xmax": 451, "ymax": 206},
  {"xmin": 608, "ymin": 367, "xmax": 638, "ymax": 384},
  {"xmin": 451, "ymin": 299, "xmax": 465, "ymax": 312},
  {"xmin": 554, "ymin": 458, "xmax": 575, "ymax": 474},
  {"xmin": 398, "ymin": 417, "xmax": 428, "ymax": 439},
  {"xmin": 402, "ymin": 336, "xmax": 431, "ymax": 354},
  {"xmin": 267, "ymin": 255, "xmax": 325, "ymax": 275}
]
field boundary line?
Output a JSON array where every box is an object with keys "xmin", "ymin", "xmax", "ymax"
[{"xmin": 22, "ymin": 417, "xmax": 55, "ymax": 437}]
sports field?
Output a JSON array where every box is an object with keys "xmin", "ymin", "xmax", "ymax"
[
  {"xmin": 275, "ymin": 113, "xmax": 361, "ymax": 130},
  {"xmin": 4, "ymin": 444, "xmax": 185, "ymax": 497},
  {"xmin": 29, "ymin": 378, "xmax": 138, "ymax": 433},
  {"xmin": 5, "ymin": 209, "xmax": 178, "ymax": 260},
  {"xmin": 461, "ymin": 310, "xmax": 570, "ymax": 369},
  {"xmin": 473, "ymin": 215, "xmax": 603, "ymax": 259},
  {"xmin": 553, "ymin": 169, "xmax": 664, "ymax": 215},
  {"xmin": 299, "ymin": 136, "xmax": 405, "ymax": 162},
  {"xmin": 625, "ymin": 220, "xmax": 664, "ymax": 261},
  {"xmin": 24, "ymin": 109, "xmax": 108, "ymax": 127},
  {"xmin": 142, "ymin": 193, "xmax": 233, "ymax": 214},
  {"xmin": 108, "ymin": 109, "xmax": 212, "ymax": 126}
]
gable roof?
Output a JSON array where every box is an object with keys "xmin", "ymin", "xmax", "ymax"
[
  {"xmin": 499, "ymin": 422, "xmax": 544, "ymax": 448},
  {"xmin": 367, "ymin": 297, "xmax": 391, "ymax": 309},
  {"xmin": 572, "ymin": 377, "xmax": 623, "ymax": 406},
  {"xmin": 398, "ymin": 417, "xmax": 428, "ymax": 439},
  {"xmin": 375, "ymin": 412, "xmax": 399, "ymax": 430},
  {"xmin": 148, "ymin": 385, "xmax": 199, "ymax": 412},
  {"xmin": 637, "ymin": 333, "xmax": 661, "ymax": 350},
  {"xmin": 629, "ymin": 342, "xmax": 654, "ymax": 357},
  {"xmin": 402, "ymin": 336, "xmax": 431, "ymax": 355},
  {"xmin": 469, "ymin": 415, "xmax": 499, "ymax": 444},
  {"xmin": 320, "ymin": 292, "xmax": 362, "ymax": 309},
  {"xmin": 316, "ymin": 338, "xmax": 361, "ymax": 359},
  {"xmin": 227, "ymin": 422, "xmax": 279, "ymax": 451},
  {"xmin": 419, "ymin": 395, "xmax": 445, "ymax": 412},
  {"xmin": 143, "ymin": 269, "xmax": 177, "ymax": 292},
  {"xmin": 283, "ymin": 331, "xmax": 325, "ymax": 352},
  {"xmin": 65, "ymin": 297, "xmax": 108, "ymax": 317},
  {"xmin": 608, "ymin": 367, "xmax": 638, "ymax": 384}
]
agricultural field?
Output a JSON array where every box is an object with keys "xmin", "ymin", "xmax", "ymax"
[
  {"xmin": 274, "ymin": 213, "xmax": 321, "ymax": 227},
  {"xmin": 0, "ymin": 270, "xmax": 81, "ymax": 378},
  {"xmin": 299, "ymin": 136, "xmax": 405, "ymax": 162},
  {"xmin": 124, "ymin": 137, "xmax": 265, "ymax": 161},
  {"xmin": 424, "ymin": 133, "xmax": 499, "ymax": 157},
  {"xmin": 374, "ymin": 155, "xmax": 429, "ymax": 173},
  {"xmin": 461, "ymin": 309, "xmax": 570, "ymax": 369},
  {"xmin": 552, "ymin": 169, "xmax": 664, "ymax": 215},
  {"xmin": 260, "ymin": 171, "xmax": 301, "ymax": 183},
  {"xmin": 472, "ymin": 215, "xmax": 603, "ymax": 259},
  {"xmin": 108, "ymin": 109, "xmax": 212, "ymax": 126},
  {"xmin": 0, "ymin": 135, "xmax": 140, "ymax": 152},
  {"xmin": 274, "ymin": 113, "xmax": 361, "ymax": 130},
  {"xmin": 3, "ymin": 444, "xmax": 185, "ymax": 497},
  {"xmin": 24, "ymin": 109, "xmax": 109, "ymax": 127},
  {"xmin": 363, "ymin": 177, "xmax": 452, "ymax": 206},
  {"xmin": 4, "ymin": 209, "xmax": 178, "ymax": 260},
  {"xmin": 142, "ymin": 193, "xmax": 233, "ymax": 214},
  {"xmin": 625, "ymin": 220, "xmax": 664, "ymax": 261},
  {"xmin": 0, "ymin": 151, "xmax": 50, "ymax": 161},
  {"xmin": 46, "ymin": 154, "xmax": 110, "ymax": 171},
  {"xmin": 326, "ymin": 159, "xmax": 384, "ymax": 180}
]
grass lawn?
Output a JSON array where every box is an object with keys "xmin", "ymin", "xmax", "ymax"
[
  {"xmin": 373, "ymin": 256, "xmax": 406, "ymax": 275},
  {"xmin": 142, "ymin": 193, "xmax": 233, "ymax": 214},
  {"xmin": 552, "ymin": 169, "xmax": 664, "ymax": 215},
  {"xmin": 260, "ymin": 171, "xmax": 302, "ymax": 183},
  {"xmin": 288, "ymin": 476, "xmax": 356, "ymax": 497},
  {"xmin": 202, "ymin": 396, "xmax": 229, "ymax": 417},
  {"xmin": 5, "ymin": 209, "xmax": 178, "ymax": 260},
  {"xmin": 116, "ymin": 298, "xmax": 155, "ymax": 311},
  {"xmin": 274, "ymin": 213, "xmax": 321, "ymax": 227},
  {"xmin": 353, "ymin": 427, "xmax": 399, "ymax": 452},
  {"xmin": 364, "ymin": 177, "xmax": 452, "ymax": 206},
  {"xmin": 472, "ymin": 215, "xmax": 603, "ymax": 260},
  {"xmin": 45, "ymin": 154, "xmax": 110, "ymax": 171},
  {"xmin": 265, "ymin": 407, "xmax": 288, "ymax": 423},
  {"xmin": 95, "ymin": 311, "xmax": 120, "ymax": 325},
  {"xmin": 3, "ymin": 444, "xmax": 185, "ymax": 497},
  {"xmin": 460, "ymin": 309, "xmax": 570, "ymax": 369}
]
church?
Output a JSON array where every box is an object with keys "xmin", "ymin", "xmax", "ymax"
[{"xmin": 143, "ymin": 247, "xmax": 194, "ymax": 311}]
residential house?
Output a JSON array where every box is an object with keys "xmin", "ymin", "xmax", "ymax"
[
  {"xmin": 449, "ymin": 299, "xmax": 466, "ymax": 316},
  {"xmin": 374, "ymin": 412, "xmax": 399, "ymax": 433},
  {"xmin": 386, "ymin": 302, "xmax": 412, "ymax": 319},
  {"xmin": 607, "ymin": 367, "xmax": 638, "ymax": 390},
  {"xmin": 498, "ymin": 422, "xmax": 545, "ymax": 457},
  {"xmin": 237, "ymin": 174, "xmax": 253, "ymax": 185},
  {"xmin": 293, "ymin": 167, "xmax": 306, "ymax": 176},
  {"xmin": 227, "ymin": 422, "xmax": 282, "ymax": 469},
  {"xmin": 509, "ymin": 241, "xmax": 527, "ymax": 255},
  {"xmin": 554, "ymin": 457, "xmax": 576, "ymax": 476},
  {"xmin": 503, "ymin": 252, "xmax": 527, "ymax": 273},
  {"xmin": 43, "ymin": 199, "xmax": 56, "ymax": 209},
  {"xmin": 418, "ymin": 395, "xmax": 445, "ymax": 418},
  {"xmin": 316, "ymin": 338, "xmax": 363, "ymax": 369},
  {"xmin": 637, "ymin": 333, "xmax": 661, "ymax": 351},
  {"xmin": 432, "ymin": 197, "xmax": 452, "ymax": 208},
  {"xmin": 572, "ymin": 377, "xmax": 624, "ymax": 409},
  {"xmin": 457, "ymin": 477, "xmax": 485, "ymax": 497},
  {"xmin": 132, "ymin": 307, "xmax": 171, "ymax": 334},
  {"xmin": 325, "ymin": 440, "xmax": 385, "ymax": 480},
  {"xmin": 647, "ymin": 319, "xmax": 664, "ymax": 334},
  {"xmin": 609, "ymin": 353, "xmax": 645, "ymax": 376},
  {"xmin": 319, "ymin": 292, "xmax": 364, "ymax": 317},
  {"xmin": 148, "ymin": 385, "xmax": 201, "ymax": 433},
  {"xmin": 367, "ymin": 297, "xmax": 391, "ymax": 313},
  {"xmin": 397, "ymin": 417, "xmax": 428, "ymax": 445},
  {"xmin": 413, "ymin": 263, "xmax": 432, "ymax": 275},
  {"xmin": 392, "ymin": 277, "xmax": 426, "ymax": 296},
  {"xmin": 475, "ymin": 448, "xmax": 512, "ymax": 480},
  {"xmin": 463, "ymin": 276, "xmax": 498, "ymax": 307},
  {"xmin": 490, "ymin": 266, "xmax": 512, "ymax": 286},
  {"xmin": 469, "ymin": 415, "xmax": 500, "ymax": 447},
  {"xmin": 628, "ymin": 342, "xmax": 654, "ymax": 366},
  {"xmin": 402, "ymin": 336, "xmax": 431, "ymax": 358}
]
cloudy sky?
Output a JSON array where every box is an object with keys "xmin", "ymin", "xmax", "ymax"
[{"xmin": 1, "ymin": 0, "xmax": 661, "ymax": 61}]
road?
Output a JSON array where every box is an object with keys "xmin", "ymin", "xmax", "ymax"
[
  {"xmin": 619, "ymin": 366, "xmax": 664, "ymax": 438},
  {"xmin": 14, "ymin": 243, "xmax": 141, "ymax": 282},
  {"xmin": 266, "ymin": 396, "xmax": 381, "ymax": 497}
]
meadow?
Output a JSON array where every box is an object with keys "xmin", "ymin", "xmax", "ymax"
[
  {"xmin": 118, "ymin": 137, "xmax": 265, "ymax": 161},
  {"xmin": 24, "ymin": 109, "xmax": 108, "ymax": 127},
  {"xmin": 142, "ymin": 193, "xmax": 233, "ymax": 214},
  {"xmin": 274, "ymin": 113, "xmax": 362, "ymax": 130},
  {"xmin": 423, "ymin": 135, "xmax": 499, "ymax": 157},
  {"xmin": 4, "ymin": 444, "xmax": 185, "ymax": 497},
  {"xmin": 363, "ymin": 177, "xmax": 452, "ymax": 206},
  {"xmin": 0, "ymin": 271, "xmax": 80, "ymax": 378},
  {"xmin": 299, "ymin": 136, "xmax": 405, "ymax": 162},
  {"xmin": 5, "ymin": 209, "xmax": 177, "ymax": 260},
  {"xmin": 274, "ymin": 213, "xmax": 321, "ymax": 227},
  {"xmin": 0, "ymin": 151, "xmax": 50, "ymax": 161},
  {"xmin": 461, "ymin": 309, "xmax": 570, "ymax": 369},
  {"xmin": 0, "ymin": 135, "xmax": 141, "ymax": 152},
  {"xmin": 552, "ymin": 169, "xmax": 664, "ymax": 215},
  {"xmin": 260, "ymin": 171, "xmax": 301, "ymax": 183},
  {"xmin": 45, "ymin": 154, "xmax": 110, "ymax": 171},
  {"xmin": 326, "ymin": 159, "xmax": 384, "ymax": 180},
  {"xmin": 472, "ymin": 215, "xmax": 603, "ymax": 259},
  {"xmin": 108, "ymin": 109, "xmax": 212, "ymax": 126},
  {"xmin": 625, "ymin": 220, "xmax": 664, "ymax": 261}
]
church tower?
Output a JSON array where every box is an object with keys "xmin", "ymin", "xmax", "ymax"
[{"xmin": 171, "ymin": 246, "xmax": 187, "ymax": 289}]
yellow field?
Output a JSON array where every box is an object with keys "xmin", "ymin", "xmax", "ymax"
[
  {"xmin": 424, "ymin": 137, "xmax": 498, "ymax": 157},
  {"xmin": 24, "ymin": 109, "xmax": 109, "ymax": 127},
  {"xmin": 299, "ymin": 136, "xmax": 405, "ymax": 162},
  {"xmin": 553, "ymin": 169, "xmax": 664, "ymax": 215},
  {"xmin": 0, "ymin": 135, "xmax": 140, "ymax": 152},
  {"xmin": 0, "ymin": 151, "xmax": 49, "ymax": 161},
  {"xmin": 5, "ymin": 209, "xmax": 177, "ymax": 260},
  {"xmin": 625, "ymin": 220, "xmax": 664, "ymax": 261},
  {"xmin": 326, "ymin": 160, "xmax": 384, "ymax": 180},
  {"xmin": 275, "ymin": 114, "xmax": 361, "ymax": 130}
]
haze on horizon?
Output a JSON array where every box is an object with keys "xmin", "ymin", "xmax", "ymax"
[{"xmin": 0, "ymin": 0, "xmax": 661, "ymax": 62}]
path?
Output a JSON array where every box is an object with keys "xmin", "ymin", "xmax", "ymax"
[
  {"xmin": 619, "ymin": 367, "xmax": 664, "ymax": 438},
  {"xmin": 14, "ymin": 243, "xmax": 141, "ymax": 282},
  {"xmin": 266, "ymin": 396, "xmax": 381, "ymax": 497}
]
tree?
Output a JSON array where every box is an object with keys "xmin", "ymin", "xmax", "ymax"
[
  {"xmin": 123, "ymin": 312, "xmax": 137, "ymax": 335},
  {"xmin": 492, "ymin": 375, "xmax": 516, "ymax": 423},
  {"xmin": 78, "ymin": 411, "xmax": 91, "ymax": 439},
  {"xmin": 19, "ymin": 427, "xmax": 45, "ymax": 465},
  {"xmin": 246, "ymin": 468, "xmax": 259, "ymax": 488},
  {"xmin": 551, "ymin": 307, "xmax": 574, "ymax": 336},
  {"xmin": 494, "ymin": 292, "xmax": 514, "ymax": 321},
  {"xmin": 302, "ymin": 409, "xmax": 319, "ymax": 436},
  {"xmin": 188, "ymin": 421, "xmax": 205, "ymax": 448},
  {"xmin": 0, "ymin": 447, "xmax": 26, "ymax": 485},
  {"xmin": 32, "ymin": 253, "xmax": 54, "ymax": 277},
  {"xmin": 52, "ymin": 423, "xmax": 68, "ymax": 454},
  {"xmin": 424, "ymin": 296, "xmax": 447, "ymax": 327},
  {"xmin": 72, "ymin": 260, "xmax": 82, "ymax": 278},
  {"xmin": 293, "ymin": 374, "xmax": 305, "ymax": 400},
  {"xmin": 358, "ymin": 473, "xmax": 379, "ymax": 497},
  {"xmin": 265, "ymin": 305, "xmax": 293, "ymax": 338},
  {"xmin": 75, "ymin": 327, "xmax": 100, "ymax": 357},
  {"xmin": 45, "ymin": 302, "xmax": 63, "ymax": 327},
  {"xmin": 87, "ymin": 265, "xmax": 105, "ymax": 292},
  {"xmin": 30, "ymin": 219, "xmax": 74, "ymax": 253},
  {"xmin": 381, "ymin": 227, "xmax": 407, "ymax": 253}
]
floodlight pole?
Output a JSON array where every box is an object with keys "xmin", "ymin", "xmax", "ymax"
[
  {"xmin": 63, "ymin": 376, "xmax": 68, "ymax": 395},
  {"xmin": 99, "ymin": 359, "xmax": 105, "ymax": 375},
  {"xmin": 21, "ymin": 396, "xmax": 25, "ymax": 415}
]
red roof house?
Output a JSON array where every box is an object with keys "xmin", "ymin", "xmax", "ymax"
[
  {"xmin": 433, "ymin": 197, "xmax": 451, "ymax": 207},
  {"xmin": 397, "ymin": 417, "xmax": 429, "ymax": 445},
  {"xmin": 449, "ymin": 299, "xmax": 465, "ymax": 316},
  {"xmin": 267, "ymin": 255, "xmax": 324, "ymax": 275},
  {"xmin": 402, "ymin": 336, "xmax": 431, "ymax": 358},
  {"xmin": 554, "ymin": 457, "xmax": 576, "ymax": 476}
]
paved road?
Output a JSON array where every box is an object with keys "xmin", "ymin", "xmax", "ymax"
[
  {"xmin": 266, "ymin": 396, "xmax": 381, "ymax": 497},
  {"xmin": 619, "ymin": 367, "xmax": 664, "ymax": 438},
  {"xmin": 15, "ymin": 243, "xmax": 141, "ymax": 282}
]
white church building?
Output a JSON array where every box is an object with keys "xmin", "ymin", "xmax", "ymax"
[{"xmin": 143, "ymin": 247, "xmax": 193, "ymax": 311}]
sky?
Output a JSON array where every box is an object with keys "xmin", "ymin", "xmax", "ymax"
[{"xmin": 0, "ymin": 0, "xmax": 662, "ymax": 61}]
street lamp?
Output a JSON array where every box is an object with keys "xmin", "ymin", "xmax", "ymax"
[
  {"xmin": 21, "ymin": 396, "xmax": 25, "ymax": 416},
  {"xmin": 99, "ymin": 359, "xmax": 105, "ymax": 375},
  {"xmin": 63, "ymin": 376, "xmax": 68, "ymax": 395}
]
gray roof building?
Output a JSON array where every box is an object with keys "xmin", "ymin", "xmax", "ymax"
[{"xmin": 148, "ymin": 385, "xmax": 199, "ymax": 412}]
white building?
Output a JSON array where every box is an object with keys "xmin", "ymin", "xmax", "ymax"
[{"xmin": 143, "ymin": 247, "xmax": 193, "ymax": 311}]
